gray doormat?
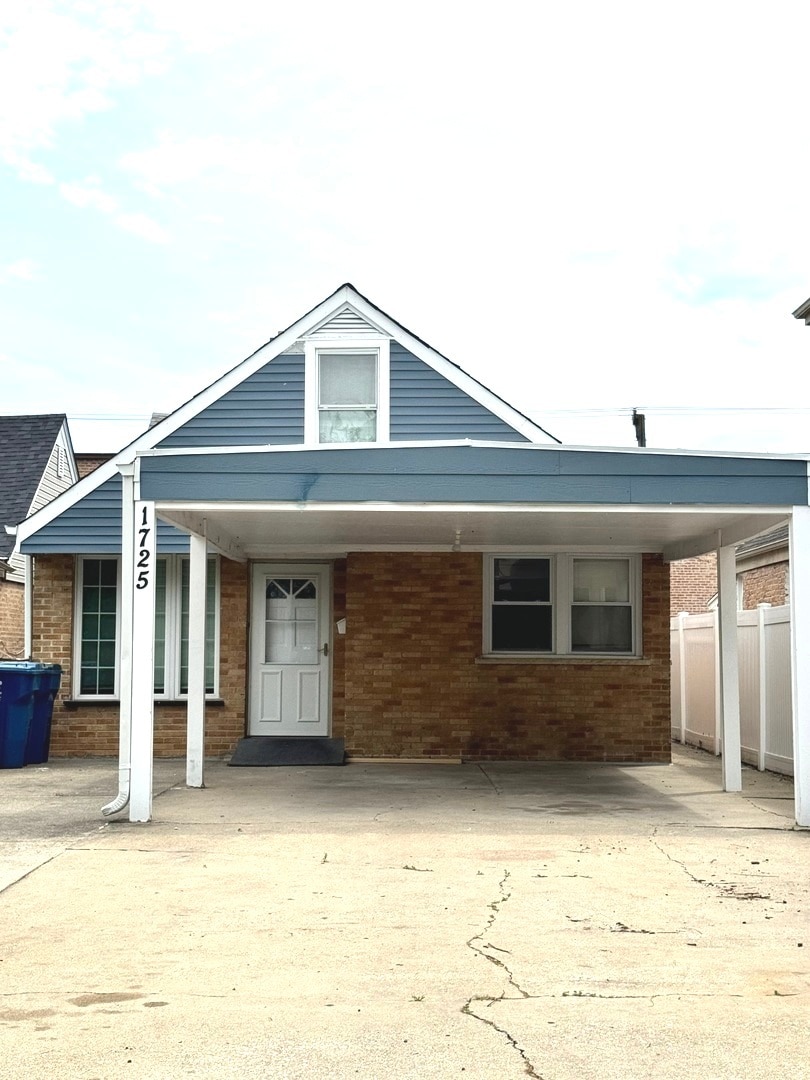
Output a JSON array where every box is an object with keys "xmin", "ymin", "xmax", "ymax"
[{"xmin": 228, "ymin": 736, "xmax": 346, "ymax": 766}]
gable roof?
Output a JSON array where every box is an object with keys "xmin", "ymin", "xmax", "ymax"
[
  {"xmin": 15, "ymin": 284, "xmax": 559, "ymax": 546},
  {"xmin": 0, "ymin": 414, "xmax": 68, "ymax": 558}
]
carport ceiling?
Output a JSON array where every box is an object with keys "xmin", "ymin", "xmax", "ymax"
[{"xmin": 156, "ymin": 505, "xmax": 790, "ymax": 559}]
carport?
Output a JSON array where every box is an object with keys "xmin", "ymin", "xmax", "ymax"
[{"xmin": 100, "ymin": 440, "xmax": 810, "ymax": 826}]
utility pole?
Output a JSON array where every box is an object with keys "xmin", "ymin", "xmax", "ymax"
[{"xmin": 632, "ymin": 408, "xmax": 646, "ymax": 447}]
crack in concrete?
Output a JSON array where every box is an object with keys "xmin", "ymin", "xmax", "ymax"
[
  {"xmin": 462, "ymin": 870, "xmax": 543, "ymax": 1078},
  {"xmin": 462, "ymin": 998, "xmax": 543, "ymax": 1078},
  {"xmin": 477, "ymin": 764, "xmax": 502, "ymax": 795},
  {"xmin": 650, "ymin": 832, "xmax": 776, "ymax": 902}
]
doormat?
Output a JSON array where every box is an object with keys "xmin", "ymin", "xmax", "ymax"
[{"xmin": 228, "ymin": 736, "xmax": 346, "ymax": 766}]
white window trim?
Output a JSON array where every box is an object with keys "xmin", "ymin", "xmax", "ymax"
[
  {"xmin": 483, "ymin": 553, "xmax": 642, "ymax": 658},
  {"xmin": 73, "ymin": 554, "xmax": 220, "ymax": 700},
  {"xmin": 304, "ymin": 337, "xmax": 390, "ymax": 445}
]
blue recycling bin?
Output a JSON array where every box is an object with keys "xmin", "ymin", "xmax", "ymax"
[{"xmin": 0, "ymin": 662, "xmax": 62, "ymax": 768}]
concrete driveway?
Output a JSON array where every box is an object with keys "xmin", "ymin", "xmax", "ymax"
[{"xmin": 1, "ymin": 746, "xmax": 808, "ymax": 1079}]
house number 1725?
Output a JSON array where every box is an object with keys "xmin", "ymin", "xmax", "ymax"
[{"xmin": 135, "ymin": 503, "xmax": 154, "ymax": 589}]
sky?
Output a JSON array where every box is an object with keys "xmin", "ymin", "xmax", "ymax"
[{"xmin": 2, "ymin": 1, "xmax": 810, "ymax": 455}]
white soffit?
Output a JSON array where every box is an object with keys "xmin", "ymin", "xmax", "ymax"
[{"xmin": 155, "ymin": 505, "xmax": 789, "ymax": 558}]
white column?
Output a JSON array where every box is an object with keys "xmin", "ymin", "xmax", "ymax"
[
  {"xmin": 717, "ymin": 544, "xmax": 742, "ymax": 792},
  {"xmin": 129, "ymin": 500, "xmax": 156, "ymax": 823},
  {"xmin": 119, "ymin": 466, "xmax": 135, "ymax": 800},
  {"xmin": 789, "ymin": 506, "xmax": 810, "ymax": 827},
  {"xmin": 757, "ymin": 603, "xmax": 771, "ymax": 772},
  {"xmin": 186, "ymin": 531, "xmax": 208, "ymax": 788},
  {"xmin": 677, "ymin": 612, "xmax": 688, "ymax": 744}
]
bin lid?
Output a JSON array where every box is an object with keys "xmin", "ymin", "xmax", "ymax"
[{"xmin": 0, "ymin": 662, "xmax": 62, "ymax": 673}]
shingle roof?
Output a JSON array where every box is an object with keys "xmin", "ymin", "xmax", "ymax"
[
  {"xmin": 736, "ymin": 523, "xmax": 789, "ymax": 560},
  {"xmin": 0, "ymin": 414, "xmax": 66, "ymax": 558}
]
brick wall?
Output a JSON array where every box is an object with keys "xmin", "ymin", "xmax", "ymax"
[
  {"xmin": 32, "ymin": 551, "xmax": 670, "ymax": 763},
  {"xmin": 75, "ymin": 455, "xmax": 111, "ymax": 478},
  {"xmin": 340, "ymin": 552, "xmax": 670, "ymax": 762},
  {"xmin": 740, "ymin": 562, "xmax": 789, "ymax": 609},
  {"xmin": 0, "ymin": 577, "xmax": 24, "ymax": 659},
  {"xmin": 32, "ymin": 555, "xmax": 249, "ymax": 758},
  {"xmin": 669, "ymin": 553, "xmax": 717, "ymax": 615}
]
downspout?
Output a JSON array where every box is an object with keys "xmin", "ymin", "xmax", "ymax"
[
  {"xmin": 24, "ymin": 554, "xmax": 33, "ymax": 658},
  {"xmin": 102, "ymin": 462, "xmax": 135, "ymax": 816}
]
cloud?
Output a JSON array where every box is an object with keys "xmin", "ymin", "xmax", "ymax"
[
  {"xmin": 0, "ymin": 3, "xmax": 169, "ymax": 179},
  {"xmin": 57, "ymin": 177, "xmax": 169, "ymax": 243},
  {"xmin": 0, "ymin": 258, "xmax": 41, "ymax": 284},
  {"xmin": 59, "ymin": 179, "xmax": 118, "ymax": 214},
  {"xmin": 115, "ymin": 212, "xmax": 169, "ymax": 244}
]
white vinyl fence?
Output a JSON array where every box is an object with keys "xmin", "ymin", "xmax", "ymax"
[{"xmin": 670, "ymin": 604, "xmax": 793, "ymax": 776}]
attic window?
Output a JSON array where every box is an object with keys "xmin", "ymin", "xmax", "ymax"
[
  {"xmin": 318, "ymin": 352, "xmax": 377, "ymax": 442},
  {"xmin": 305, "ymin": 337, "xmax": 390, "ymax": 444}
]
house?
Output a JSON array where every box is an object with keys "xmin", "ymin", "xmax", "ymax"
[
  {"xmin": 0, "ymin": 414, "xmax": 78, "ymax": 658},
  {"xmin": 13, "ymin": 284, "xmax": 810, "ymax": 825},
  {"xmin": 670, "ymin": 524, "xmax": 790, "ymax": 616}
]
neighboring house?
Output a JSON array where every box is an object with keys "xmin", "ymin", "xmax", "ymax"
[
  {"xmin": 736, "ymin": 525, "xmax": 789, "ymax": 608},
  {"xmin": 75, "ymin": 453, "xmax": 112, "ymax": 479},
  {"xmin": 670, "ymin": 525, "xmax": 790, "ymax": 615},
  {"xmin": 0, "ymin": 414, "xmax": 78, "ymax": 658},
  {"xmin": 15, "ymin": 284, "xmax": 810, "ymax": 825},
  {"xmin": 669, "ymin": 553, "xmax": 718, "ymax": 616}
]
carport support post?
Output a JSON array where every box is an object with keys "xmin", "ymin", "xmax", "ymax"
[
  {"xmin": 717, "ymin": 543, "xmax": 742, "ymax": 792},
  {"xmin": 186, "ymin": 530, "xmax": 207, "ymax": 788},
  {"xmin": 789, "ymin": 505, "xmax": 810, "ymax": 827},
  {"xmin": 129, "ymin": 500, "xmax": 156, "ymax": 823}
]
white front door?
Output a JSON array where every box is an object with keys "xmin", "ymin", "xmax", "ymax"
[{"xmin": 249, "ymin": 563, "xmax": 331, "ymax": 736}]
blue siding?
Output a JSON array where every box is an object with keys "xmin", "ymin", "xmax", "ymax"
[
  {"xmin": 159, "ymin": 355, "xmax": 305, "ymax": 448},
  {"xmin": 138, "ymin": 445, "xmax": 808, "ymax": 507},
  {"xmin": 156, "ymin": 347, "xmax": 527, "ymax": 448},
  {"xmin": 21, "ymin": 476, "xmax": 190, "ymax": 554},
  {"xmin": 389, "ymin": 346, "xmax": 528, "ymax": 442}
]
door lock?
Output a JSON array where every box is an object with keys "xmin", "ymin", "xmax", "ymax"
[{"xmin": 320, "ymin": 643, "xmax": 329, "ymax": 657}]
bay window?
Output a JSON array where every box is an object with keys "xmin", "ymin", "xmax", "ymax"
[
  {"xmin": 485, "ymin": 554, "xmax": 639, "ymax": 656},
  {"xmin": 76, "ymin": 555, "xmax": 219, "ymax": 699}
]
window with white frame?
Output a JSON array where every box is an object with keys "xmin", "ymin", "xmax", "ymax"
[
  {"xmin": 484, "ymin": 554, "xmax": 639, "ymax": 656},
  {"xmin": 304, "ymin": 338, "xmax": 389, "ymax": 444},
  {"xmin": 319, "ymin": 352, "xmax": 377, "ymax": 442},
  {"xmin": 76, "ymin": 555, "xmax": 219, "ymax": 698}
]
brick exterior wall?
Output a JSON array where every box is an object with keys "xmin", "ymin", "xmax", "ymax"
[
  {"xmin": 669, "ymin": 553, "xmax": 717, "ymax": 616},
  {"xmin": 32, "ymin": 555, "xmax": 250, "ymax": 758},
  {"xmin": 740, "ymin": 561, "xmax": 789, "ymax": 609},
  {"xmin": 32, "ymin": 551, "xmax": 670, "ymax": 763},
  {"xmin": 339, "ymin": 552, "xmax": 670, "ymax": 762},
  {"xmin": 75, "ymin": 455, "xmax": 111, "ymax": 478},
  {"xmin": 0, "ymin": 577, "xmax": 24, "ymax": 659}
]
